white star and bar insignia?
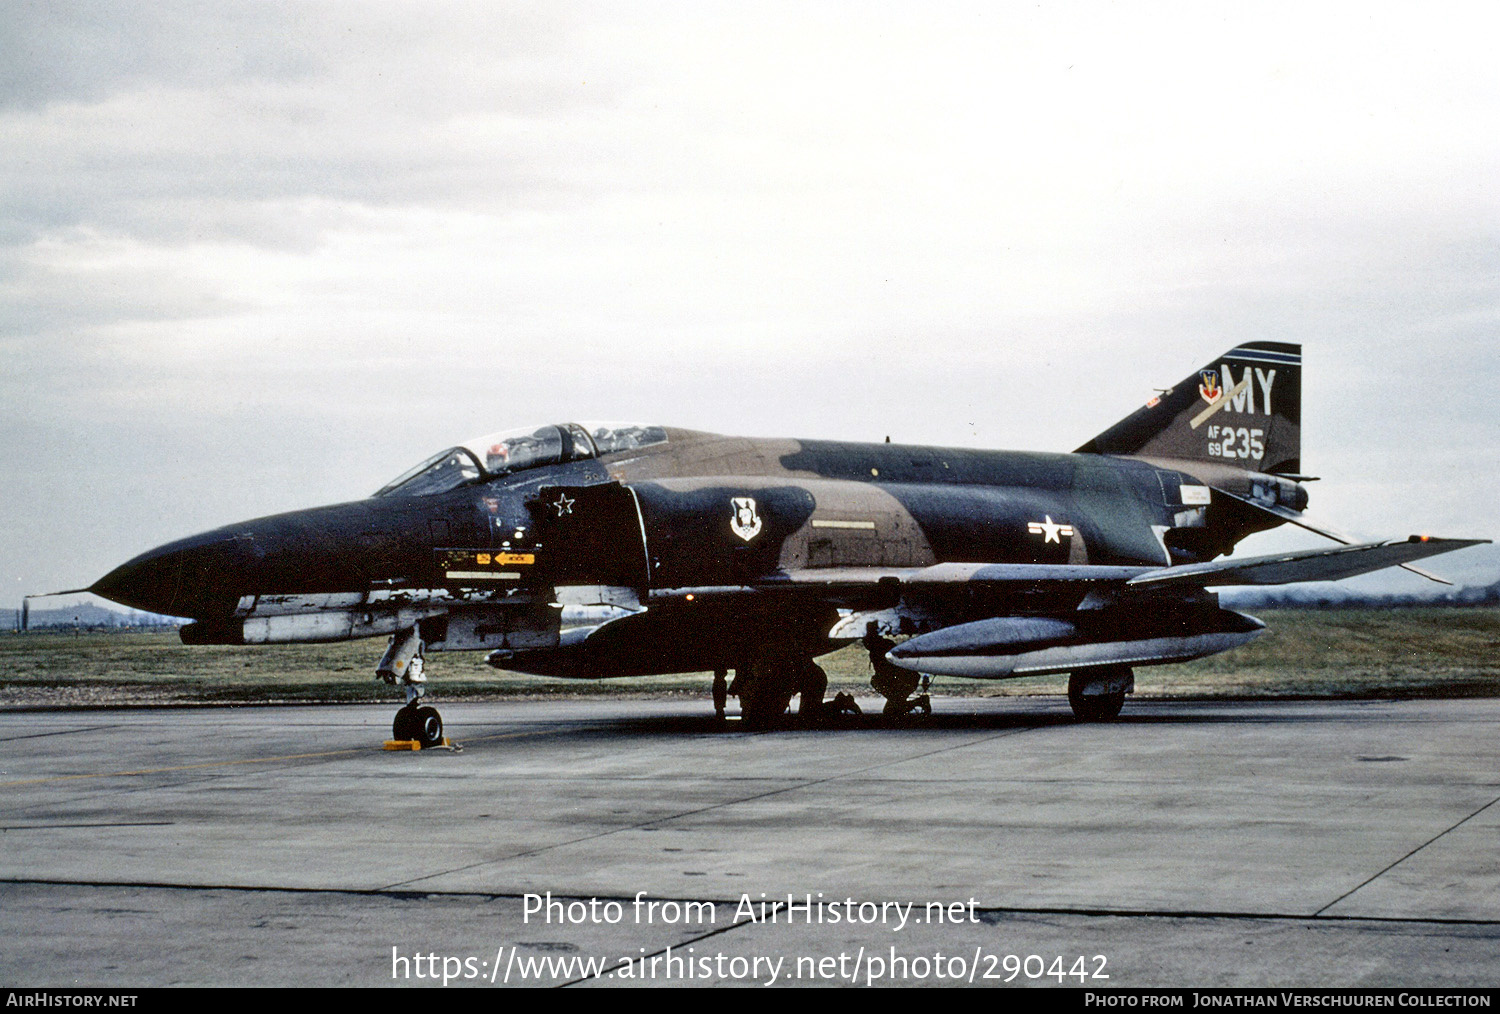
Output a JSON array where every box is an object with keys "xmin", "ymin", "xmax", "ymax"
[
  {"xmin": 1027, "ymin": 515, "xmax": 1074, "ymax": 543},
  {"xmin": 553, "ymin": 493, "xmax": 575, "ymax": 516}
]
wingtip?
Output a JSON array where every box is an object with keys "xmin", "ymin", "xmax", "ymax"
[{"xmin": 1398, "ymin": 536, "xmax": 1490, "ymax": 585}]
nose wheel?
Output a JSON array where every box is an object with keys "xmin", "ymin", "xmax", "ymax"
[
  {"xmin": 380, "ymin": 628, "xmax": 447, "ymax": 749},
  {"xmin": 393, "ymin": 702, "xmax": 445, "ymax": 748}
]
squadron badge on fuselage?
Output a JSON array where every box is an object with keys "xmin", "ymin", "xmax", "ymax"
[{"xmin": 730, "ymin": 497, "xmax": 762, "ymax": 542}]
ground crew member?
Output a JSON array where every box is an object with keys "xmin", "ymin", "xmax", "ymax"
[{"xmin": 863, "ymin": 622, "xmax": 926, "ymax": 718}]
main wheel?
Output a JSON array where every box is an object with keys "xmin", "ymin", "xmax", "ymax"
[
  {"xmin": 740, "ymin": 685, "xmax": 792, "ymax": 730},
  {"xmin": 1069, "ymin": 689, "xmax": 1125, "ymax": 722},
  {"xmin": 413, "ymin": 706, "xmax": 444, "ymax": 748},
  {"xmin": 737, "ymin": 657, "xmax": 798, "ymax": 730},
  {"xmin": 1068, "ymin": 666, "xmax": 1132, "ymax": 722}
]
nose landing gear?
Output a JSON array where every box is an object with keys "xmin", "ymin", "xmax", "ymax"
[{"xmin": 379, "ymin": 628, "xmax": 447, "ymax": 749}]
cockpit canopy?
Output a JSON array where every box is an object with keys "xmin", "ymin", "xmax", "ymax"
[{"xmin": 373, "ymin": 422, "xmax": 668, "ymax": 497}]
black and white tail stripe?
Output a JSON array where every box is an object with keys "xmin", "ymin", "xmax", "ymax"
[{"xmin": 1226, "ymin": 346, "xmax": 1300, "ymax": 366}]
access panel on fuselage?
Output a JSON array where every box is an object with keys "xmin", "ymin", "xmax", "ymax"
[
  {"xmin": 630, "ymin": 480, "xmax": 816, "ymax": 588},
  {"xmin": 526, "ymin": 482, "xmax": 651, "ymax": 587}
]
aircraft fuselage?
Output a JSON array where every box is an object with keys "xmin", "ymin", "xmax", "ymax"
[{"xmin": 93, "ymin": 429, "xmax": 1303, "ymax": 677}]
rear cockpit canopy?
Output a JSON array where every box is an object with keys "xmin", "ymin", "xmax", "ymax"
[{"xmin": 373, "ymin": 422, "xmax": 668, "ymax": 497}]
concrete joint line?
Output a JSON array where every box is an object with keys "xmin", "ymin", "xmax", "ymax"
[{"xmin": 1314, "ymin": 792, "xmax": 1500, "ymax": 916}]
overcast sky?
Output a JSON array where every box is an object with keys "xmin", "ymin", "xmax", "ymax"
[{"xmin": 4, "ymin": 0, "xmax": 1497, "ymax": 609}]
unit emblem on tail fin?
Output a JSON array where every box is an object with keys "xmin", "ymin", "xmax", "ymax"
[{"xmin": 1198, "ymin": 370, "xmax": 1221, "ymax": 403}]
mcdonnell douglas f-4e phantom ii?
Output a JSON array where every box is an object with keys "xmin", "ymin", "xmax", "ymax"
[{"xmin": 91, "ymin": 343, "xmax": 1486, "ymax": 741}]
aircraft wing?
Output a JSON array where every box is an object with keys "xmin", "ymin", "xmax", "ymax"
[
  {"xmin": 1210, "ymin": 485, "xmax": 1457, "ymax": 585},
  {"xmin": 633, "ymin": 532, "xmax": 1487, "ymax": 612},
  {"xmin": 768, "ymin": 534, "xmax": 1482, "ymax": 591},
  {"xmin": 723, "ymin": 535, "xmax": 1486, "ymax": 598},
  {"xmin": 1123, "ymin": 536, "xmax": 1488, "ymax": 589},
  {"xmin": 750, "ymin": 537, "xmax": 1483, "ymax": 679}
]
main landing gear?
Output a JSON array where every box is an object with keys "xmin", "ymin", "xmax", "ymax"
[
  {"xmin": 379, "ymin": 628, "xmax": 446, "ymax": 749},
  {"xmin": 730, "ymin": 656, "xmax": 806, "ymax": 729},
  {"xmin": 727, "ymin": 655, "xmax": 859, "ymax": 729},
  {"xmin": 1067, "ymin": 665, "xmax": 1134, "ymax": 722}
]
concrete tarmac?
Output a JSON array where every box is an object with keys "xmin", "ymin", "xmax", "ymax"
[{"xmin": 0, "ymin": 696, "xmax": 1496, "ymax": 988}]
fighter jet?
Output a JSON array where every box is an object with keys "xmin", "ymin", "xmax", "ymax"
[{"xmin": 90, "ymin": 343, "xmax": 1486, "ymax": 741}]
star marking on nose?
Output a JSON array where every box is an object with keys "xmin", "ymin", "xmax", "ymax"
[
  {"xmin": 553, "ymin": 494, "xmax": 575, "ymax": 516},
  {"xmin": 1027, "ymin": 515, "xmax": 1074, "ymax": 543}
]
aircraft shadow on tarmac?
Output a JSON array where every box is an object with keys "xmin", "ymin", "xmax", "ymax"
[{"xmin": 495, "ymin": 699, "xmax": 1363, "ymax": 740}]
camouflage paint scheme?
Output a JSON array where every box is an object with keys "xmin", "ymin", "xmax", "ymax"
[{"xmin": 92, "ymin": 343, "xmax": 1485, "ymax": 729}]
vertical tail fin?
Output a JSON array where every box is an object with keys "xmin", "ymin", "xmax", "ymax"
[{"xmin": 1076, "ymin": 342, "xmax": 1301, "ymax": 474}]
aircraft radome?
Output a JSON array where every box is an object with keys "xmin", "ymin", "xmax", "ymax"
[{"xmin": 87, "ymin": 343, "xmax": 1488, "ymax": 741}]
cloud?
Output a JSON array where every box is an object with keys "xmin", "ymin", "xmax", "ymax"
[
  {"xmin": 2, "ymin": 2, "xmax": 1498, "ymax": 597},
  {"xmin": 0, "ymin": 1, "xmax": 319, "ymax": 111},
  {"xmin": 0, "ymin": 2, "xmax": 611, "ymax": 250},
  {"xmin": 0, "ymin": 1, "xmax": 584, "ymax": 112}
]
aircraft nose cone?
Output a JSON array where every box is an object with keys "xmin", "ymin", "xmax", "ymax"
[
  {"xmin": 92, "ymin": 546, "xmax": 185, "ymax": 616},
  {"xmin": 92, "ymin": 534, "xmax": 249, "ymax": 619}
]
